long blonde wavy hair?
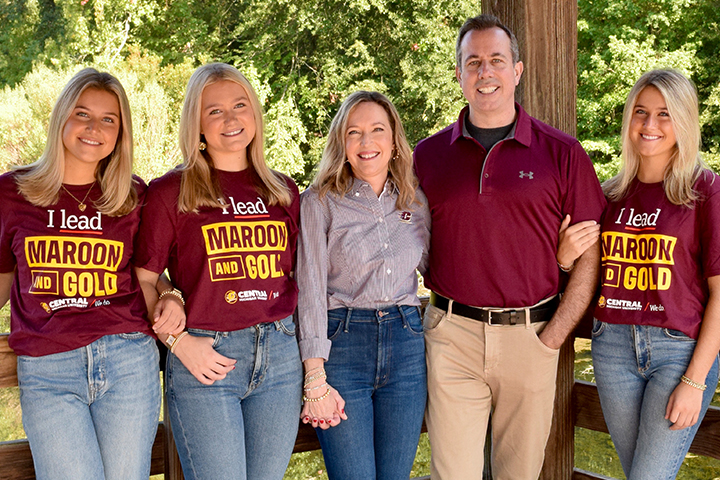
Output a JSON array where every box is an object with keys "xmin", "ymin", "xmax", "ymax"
[
  {"xmin": 16, "ymin": 68, "xmax": 138, "ymax": 216},
  {"xmin": 312, "ymin": 91, "xmax": 418, "ymax": 210},
  {"xmin": 177, "ymin": 63, "xmax": 291, "ymax": 213},
  {"xmin": 604, "ymin": 69, "xmax": 707, "ymax": 206}
]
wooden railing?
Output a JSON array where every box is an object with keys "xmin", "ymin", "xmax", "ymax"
[{"xmin": 1, "ymin": 308, "xmax": 719, "ymax": 480}]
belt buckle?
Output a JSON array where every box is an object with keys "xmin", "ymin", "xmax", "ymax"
[
  {"xmin": 487, "ymin": 309, "xmax": 520, "ymax": 325},
  {"xmin": 487, "ymin": 309, "xmax": 505, "ymax": 326}
]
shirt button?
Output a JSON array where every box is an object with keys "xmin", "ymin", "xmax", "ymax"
[
  {"xmin": 386, "ymin": 269, "xmax": 391, "ymax": 274},
  {"xmin": 354, "ymin": 192, "xmax": 360, "ymax": 196},
  {"xmin": 384, "ymin": 243, "xmax": 388, "ymax": 249},
  {"xmin": 378, "ymin": 218, "xmax": 384, "ymax": 223},
  {"xmin": 384, "ymin": 297, "xmax": 390, "ymax": 301},
  {"xmin": 484, "ymin": 173, "xmax": 489, "ymax": 178}
]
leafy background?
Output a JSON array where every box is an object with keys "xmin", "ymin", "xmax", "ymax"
[{"xmin": 2, "ymin": 0, "xmax": 720, "ymax": 478}]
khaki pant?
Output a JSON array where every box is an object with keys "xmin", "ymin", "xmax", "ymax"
[{"xmin": 424, "ymin": 302, "xmax": 560, "ymax": 480}]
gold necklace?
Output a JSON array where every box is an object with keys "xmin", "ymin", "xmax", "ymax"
[{"xmin": 61, "ymin": 182, "xmax": 95, "ymax": 212}]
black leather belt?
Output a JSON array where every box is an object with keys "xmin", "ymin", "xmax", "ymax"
[{"xmin": 429, "ymin": 292, "xmax": 560, "ymax": 325}]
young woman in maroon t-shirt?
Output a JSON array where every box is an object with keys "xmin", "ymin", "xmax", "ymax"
[
  {"xmin": 0, "ymin": 68, "xmax": 183, "ymax": 479},
  {"xmin": 134, "ymin": 63, "xmax": 302, "ymax": 480},
  {"xmin": 559, "ymin": 70, "xmax": 720, "ymax": 479}
]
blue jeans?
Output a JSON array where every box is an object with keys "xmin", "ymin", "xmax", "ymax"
[
  {"xmin": 317, "ymin": 305, "xmax": 427, "ymax": 480},
  {"xmin": 166, "ymin": 314, "xmax": 302, "ymax": 480},
  {"xmin": 592, "ymin": 320, "xmax": 719, "ymax": 480},
  {"xmin": 17, "ymin": 333, "xmax": 161, "ymax": 480}
]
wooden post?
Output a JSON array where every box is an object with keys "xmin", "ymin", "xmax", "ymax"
[
  {"xmin": 480, "ymin": 0, "xmax": 578, "ymax": 136},
  {"xmin": 479, "ymin": 2, "xmax": 579, "ymax": 479}
]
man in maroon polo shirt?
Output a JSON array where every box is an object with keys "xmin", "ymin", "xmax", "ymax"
[{"xmin": 413, "ymin": 14, "xmax": 605, "ymax": 480}]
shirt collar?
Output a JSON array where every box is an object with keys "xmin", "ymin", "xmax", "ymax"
[
  {"xmin": 350, "ymin": 177, "xmax": 398, "ymax": 197},
  {"xmin": 451, "ymin": 103, "xmax": 532, "ymax": 148}
]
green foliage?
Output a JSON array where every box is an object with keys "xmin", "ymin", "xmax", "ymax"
[
  {"xmin": 577, "ymin": 0, "xmax": 720, "ymax": 170},
  {"xmin": 0, "ymin": 0, "xmax": 479, "ymax": 185}
]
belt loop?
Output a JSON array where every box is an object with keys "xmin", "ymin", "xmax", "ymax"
[
  {"xmin": 344, "ymin": 308, "xmax": 352, "ymax": 333},
  {"xmin": 398, "ymin": 305, "xmax": 408, "ymax": 325},
  {"xmin": 524, "ymin": 307, "xmax": 531, "ymax": 329},
  {"xmin": 447, "ymin": 299, "xmax": 454, "ymax": 321}
]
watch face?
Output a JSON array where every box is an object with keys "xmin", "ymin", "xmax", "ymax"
[{"xmin": 166, "ymin": 334, "xmax": 176, "ymax": 346}]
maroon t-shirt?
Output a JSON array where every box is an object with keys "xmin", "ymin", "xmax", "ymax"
[
  {"xmin": 134, "ymin": 168, "xmax": 300, "ymax": 331},
  {"xmin": 594, "ymin": 173, "xmax": 720, "ymax": 338},
  {"xmin": 414, "ymin": 104, "xmax": 606, "ymax": 307},
  {"xmin": 0, "ymin": 172, "xmax": 151, "ymax": 357}
]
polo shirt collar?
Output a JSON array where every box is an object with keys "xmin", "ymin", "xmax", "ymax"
[{"xmin": 451, "ymin": 103, "xmax": 532, "ymax": 148}]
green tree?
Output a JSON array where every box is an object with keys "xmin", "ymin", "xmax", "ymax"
[{"xmin": 577, "ymin": 0, "xmax": 720, "ymax": 180}]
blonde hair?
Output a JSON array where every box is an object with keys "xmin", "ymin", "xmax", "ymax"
[
  {"xmin": 177, "ymin": 63, "xmax": 292, "ymax": 213},
  {"xmin": 312, "ymin": 91, "xmax": 418, "ymax": 210},
  {"xmin": 16, "ymin": 68, "xmax": 137, "ymax": 216},
  {"xmin": 604, "ymin": 69, "xmax": 706, "ymax": 206}
]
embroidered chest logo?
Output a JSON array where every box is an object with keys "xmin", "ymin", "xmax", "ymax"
[
  {"xmin": 399, "ymin": 211, "xmax": 413, "ymax": 224},
  {"xmin": 519, "ymin": 171, "xmax": 534, "ymax": 179}
]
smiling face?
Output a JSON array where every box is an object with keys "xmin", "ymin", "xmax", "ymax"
[
  {"xmin": 200, "ymin": 79, "xmax": 257, "ymax": 171},
  {"xmin": 62, "ymin": 88, "xmax": 121, "ymax": 180},
  {"xmin": 456, "ymin": 27, "xmax": 523, "ymax": 128},
  {"xmin": 630, "ymin": 86, "xmax": 677, "ymax": 169},
  {"xmin": 344, "ymin": 101, "xmax": 394, "ymax": 194}
]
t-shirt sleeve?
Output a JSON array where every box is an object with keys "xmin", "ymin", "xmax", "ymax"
[
  {"xmin": 562, "ymin": 141, "xmax": 606, "ymax": 223},
  {"xmin": 700, "ymin": 181, "xmax": 720, "ymax": 279},
  {"xmin": 0, "ymin": 176, "xmax": 17, "ymax": 273},
  {"xmin": 133, "ymin": 179, "xmax": 176, "ymax": 274}
]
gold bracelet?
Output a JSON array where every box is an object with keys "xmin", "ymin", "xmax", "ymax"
[
  {"xmin": 169, "ymin": 331, "xmax": 190, "ymax": 354},
  {"xmin": 159, "ymin": 288, "xmax": 185, "ymax": 306},
  {"xmin": 302, "ymin": 387, "xmax": 331, "ymax": 403},
  {"xmin": 304, "ymin": 366, "xmax": 324, "ymax": 379},
  {"xmin": 681, "ymin": 374, "xmax": 707, "ymax": 391},
  {"xmin": 304, "ymin": 382, "xmax": 328, "ymax": 392},
  {"xmin": 304, "ymin": 372, "xmax": 327, "ymax": 386}
]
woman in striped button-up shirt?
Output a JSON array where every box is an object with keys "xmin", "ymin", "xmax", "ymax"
[{"xmin": 297, "ymin": 91, "xmax": 431, "ymax": 480}]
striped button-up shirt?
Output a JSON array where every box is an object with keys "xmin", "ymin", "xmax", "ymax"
[{"xmin": 297, "ymin": 178, "xmax": 431, "ymax": 360}]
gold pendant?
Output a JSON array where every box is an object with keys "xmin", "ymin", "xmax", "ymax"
[{"xmin": 78, "ymin": 203, "xmax": 86, "ymax": 212}]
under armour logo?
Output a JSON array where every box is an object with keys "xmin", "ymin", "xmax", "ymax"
[{"xmin": 519, "ymin": 171, "xmax": 534, "ymax": 179}]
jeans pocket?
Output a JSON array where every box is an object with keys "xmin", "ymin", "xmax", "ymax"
[
  {"xmin": 402, "ymin": 307, "xmax": 424, "ymax": 336},
  {"xmin": 591, "ymin": 318, "xmax": 605, "ymax": 338},
  {"xmin": 117, "ymin": 331, "xmax": 148, "ymax": 340},
  {"xmin": 423, "ymin": 305, "xmax": 446, "ymax": 332},
  {"xmin": 663, "ymin": 328, "xmax": 695, "ymax": 341},
  {"xmin": 276, "ymin": 315, "xmax": 296, "ymax": 336},
  {"xmin": 188, "ymin": 328, "xmax": 222, "ymax": 347},
  {"xmin": 327, "ymin": 313, "xmax": 344, "ymax": 341}
]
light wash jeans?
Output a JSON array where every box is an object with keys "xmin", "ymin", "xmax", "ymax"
[
  {"xmin": 166, "ymin": 314, "xmax": 302, "ymax": 480},
  {"xmin": 592, "ymin": 320, "xmax": 719, "ymax": 480},
  {"xmin": 316, "ymin": 305, "xmax": 427, "ymax": 480},
  {"xmin": 17, "ymin": 333, "xmax": 161, "ymax": 480}
]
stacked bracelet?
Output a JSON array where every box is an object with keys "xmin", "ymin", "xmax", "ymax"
[
  {"xmin": 304, "ymin": 366, "xmax": 324, "ymax": 378},
  {"xmin": 159, "ymin": 287, "xmax": 185, "ymax": 306},
  {"xmin": 304, "ymin": 371, "xmax": 327, "ymax": 386},
  {"xmin": 681, "ymin": 374, "xmax": 707, "ymax": 391},
  {"xmin": 302, "ymin": 387, "xmax": 331, "ymax": 403},
  {"xmin": 304, "ymin": 382, "xmax": 328, "ymax": 392}
]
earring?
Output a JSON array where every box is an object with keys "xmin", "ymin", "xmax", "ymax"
[
  {"xmin": 392, "ymin": 147, "xmax": 399, "ymax": 161},
  {"xmin": 198, "ymin": 141, "xmax": 207, "ymax": 151}
]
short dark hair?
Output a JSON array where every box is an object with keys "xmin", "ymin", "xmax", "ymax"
[{"xmin": 456, "ymin": 14, "xmax": 520, "ymax": 68}]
